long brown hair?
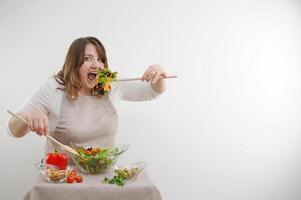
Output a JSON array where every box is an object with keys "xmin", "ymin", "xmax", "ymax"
[{"xmin": 54, "ymin": 37, "xmax": 108, "ymax": 100}]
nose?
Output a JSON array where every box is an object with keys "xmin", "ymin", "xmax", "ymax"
[{"xmin": 91, "ymin": 60, "xmax": 104, "ymax": 70}]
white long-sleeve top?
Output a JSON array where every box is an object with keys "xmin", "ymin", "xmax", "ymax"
[{"xmin": 7, "ymin": 77, "xmax": 160, "ymax": 136}]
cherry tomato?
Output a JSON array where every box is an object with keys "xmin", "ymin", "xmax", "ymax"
[
  {"xmin": 67, "ymin": 175, "xmax": 75, "ymax": 183},
  {"xmin": 76, "ymin": 175, "xmax": 83, "ymax": 183},
  {"xmin": 69, "ymin": 169, "xmax": 77, "ymax": 177}
]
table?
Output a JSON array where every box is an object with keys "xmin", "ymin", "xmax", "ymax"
[{"xmin": 23, "ymin": 169, "xmax": 162, "ymax": 200}]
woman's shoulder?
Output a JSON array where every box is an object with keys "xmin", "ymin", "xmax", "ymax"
[
  {"xmin": 38, "ymin": 77, "xmax": 65, "ymax": 97},
  {"xmin": 45, "ymin": 76, "xmax": 62, "ymax": 87}
]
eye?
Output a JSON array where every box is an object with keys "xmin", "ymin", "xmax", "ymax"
[
  {"xmin": 97, "ymin": 58, "xmax": 104, "ymax": 63},
  {"xmin": 84, "ymin": 57, "xmax": 92, "ymax": 61}
]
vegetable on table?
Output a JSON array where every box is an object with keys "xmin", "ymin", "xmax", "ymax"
[
  {"xmin": 66, "ymin": 168, "xmax": 83, "ymax": 184},
  {"xmin": 76, "ymin": 175, "xmax": 83, "ymax": 183},
  {"xmin": 46, "ymin": 150, "xmax": 68, "ymax": 170},
  {"xmin": 103, "ymin": 175, "xmax": 125, "ymax": 186},
  {"xmin": 103, "ymin": 167, "xmax": 139, "ymax": 186},
  {"xmin": 67, "ymin": 175, "xmax": 75, "ymax": 183}
]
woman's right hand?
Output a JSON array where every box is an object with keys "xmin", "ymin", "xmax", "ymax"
[{"xmin": 27, "ymin": 111, "xmax": 49, "ymax": 136}]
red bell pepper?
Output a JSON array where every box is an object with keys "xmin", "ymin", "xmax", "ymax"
[{"xmin": 46, "ymin": 150, "xmax": 68, "ymax": 170}]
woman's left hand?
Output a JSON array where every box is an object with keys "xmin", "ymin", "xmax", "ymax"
[{"xmin": 141, "ymin": 64, "xmax": 167, "ymax": 84}]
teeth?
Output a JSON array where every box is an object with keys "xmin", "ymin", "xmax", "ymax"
[{"xmin": 88, "ymin": 72, "xmax": 97, "ymax": 81}]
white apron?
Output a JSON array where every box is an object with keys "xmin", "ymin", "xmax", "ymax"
[{"xmin": 45, "ymin": 94, "xmax": 118, "ymax": 155}]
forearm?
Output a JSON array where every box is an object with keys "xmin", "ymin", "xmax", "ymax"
[
  {"xmin": 8, "ymin": 112, "xmax": 30, "ymax": 138},
  {"xmin": 151, "ymin": 78, "xmax": 166, "ymax": 94}
]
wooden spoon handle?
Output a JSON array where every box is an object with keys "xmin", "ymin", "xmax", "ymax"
[
  {"xmin": 6, "ymin": 110, "xmax": 79, "ymax": 156},
  {"xmin": 114, "ymin": 75, "xmax": 178, "ymax": 82}
]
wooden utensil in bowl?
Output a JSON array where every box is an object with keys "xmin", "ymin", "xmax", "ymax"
[{"xmin": 7, "ymin": 110, "xmax": 79, "ymax": 156}]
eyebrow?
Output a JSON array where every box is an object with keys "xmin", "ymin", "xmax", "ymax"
[{"xmin": 84, "ymin": 54, "xmax": 95, "ymax": 57}]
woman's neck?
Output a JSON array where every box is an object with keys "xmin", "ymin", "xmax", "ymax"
[{"xmin": 78, "ymin": 88, "xmax": 91, "ymax": 96}]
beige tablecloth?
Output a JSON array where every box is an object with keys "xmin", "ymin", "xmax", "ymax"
[{"xmin": 23, "ymin": 169, "xmax": 162, "ymax": 200}]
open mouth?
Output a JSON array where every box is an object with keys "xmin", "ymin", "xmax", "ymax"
[{"xmin": 87, "ymin": 72, "xmax": 97, "ymax": 81}]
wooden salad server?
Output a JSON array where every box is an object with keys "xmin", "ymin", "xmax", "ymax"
[
  {"xmin": 114, "ymin": 75, "xmax": 178, "ymax": 82},
  {"xmin": 7, "ymin": 110, "xmax": 80, "ymax": 156}
]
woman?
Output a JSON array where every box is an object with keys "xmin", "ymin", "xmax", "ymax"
[{"xmin": 7, "ymin": 36, "xmax": 166, "ymax": 152}]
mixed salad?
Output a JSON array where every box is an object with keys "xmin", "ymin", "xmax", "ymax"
[
  {"xmin": 71, "ymin": 144, "xmax": 128, "ymax": 174},
  {"xmin": 92, "ymin": 68, "xmax": 118, "ymax": 95}
]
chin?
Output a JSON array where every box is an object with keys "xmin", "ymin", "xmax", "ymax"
[{"xmin": 84, "ymin": 81, "xmax": 95, "ymax": 89}]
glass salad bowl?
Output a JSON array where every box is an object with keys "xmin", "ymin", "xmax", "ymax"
[
  {"xmin": 114, "ymin": 161, "xmax": 147, "ymax": 181},
  {"xmin": 35, "ymin": 160, "xmax": 71, "ymax": 183},
  {"xmin": 70, "ymin": 143, "xmax": 129, "ymax": 174}
]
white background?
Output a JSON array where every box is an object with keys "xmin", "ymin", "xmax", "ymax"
[{"xmin": 0, "ymin": 0, "xmax": 301, "ymax": 199}]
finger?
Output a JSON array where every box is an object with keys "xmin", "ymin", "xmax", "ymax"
[
  {"xmin": 146, "ymin": 70, "xmax": 157, "ymax": 82},
  {"xmin": 38, "ymin": 119, "xmax": 44, "ymax": 135},
  {"xmin": 36, "ymin": 129, "xmax": 43, "ymax": 136},
  {"xmin": 161, "ymin": 71, "xmax": 167, "ymax": 78},
  {"xmin": 153, "ymin": 71, "xmax": 167, "ymax": 83},
  {"xmin": 152, "ymin": 71, "xmax": 161, "ymax": 84},
  {"xmin": 43, "ymin": 118, "xmax": 49, "ymax": 136},
  {"xmin": 33, "ymin": 119, "xmax": 39, "ymax": 131},
  {"xmin": 142, "ymin": 67, "xmax": 153, "ymax": 81},
  {"xmin": 145, "ymin": 74, "xmax": 152, "ymax": 82},
  {"xmin": 44, "ymin": 127, "xmax": 48, "ymax": 136},
  {"xmin": 28, "ymin": 117, "xmax": 34, "ymax": 131},
  {"xmin": 147, "ymin": 70, "xmax": 156, "ymax": 82}
]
